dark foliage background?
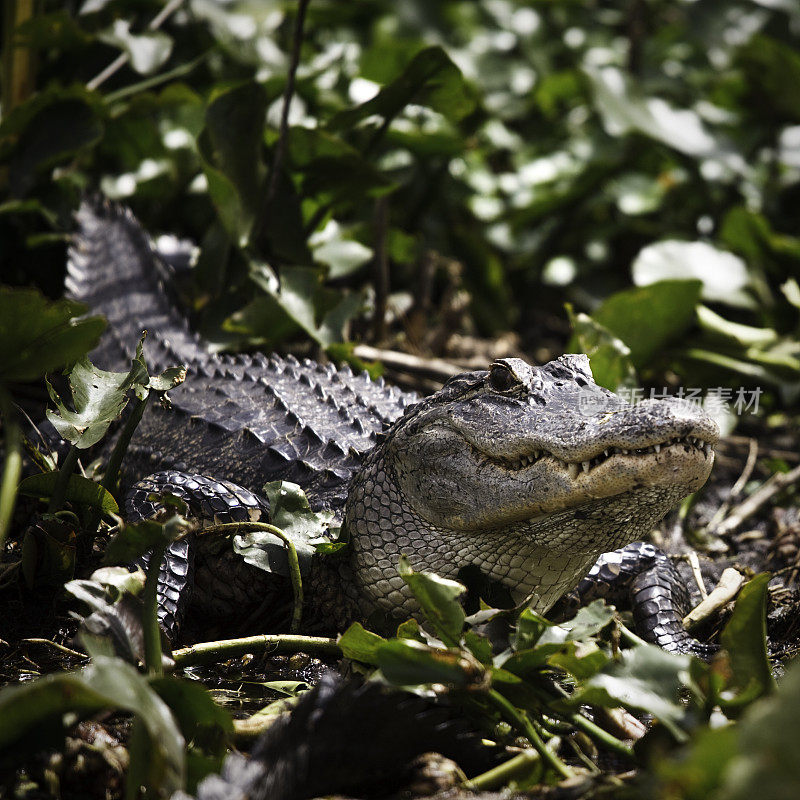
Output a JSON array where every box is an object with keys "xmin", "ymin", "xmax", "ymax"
[{"xmin": 2, "ymin": 0, "xmax": 800, "ymax": 417}]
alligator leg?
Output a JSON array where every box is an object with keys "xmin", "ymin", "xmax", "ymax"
[
  {"xmin": 564, "ymin": 542, "xmax": 717, "ymax": 659},
  {"xmin": 125, "ymin": 470, "xmax": 271, "ymax": 641}
]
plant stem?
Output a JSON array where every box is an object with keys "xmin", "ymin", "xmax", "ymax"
[
  {"xmin": 143, "ymin": 541, "xmax": 168, "ymax": 676},
  {"xmin": 264, "ymin": 0, "xmax": 311, "ymax": 209},
  {"xmin": 172, "ymin": 633, "xmax": 341, "ymax": 667},
  {"xmin": 568, "ymin": 712, "xmax": 635, "ymax": 759},
  {"xmin": 201, "ymin": 520, "xmax": 304, "ymax": 632},
  {"xmin": 0, "ymin": 386, "xmax": 23, "ymax": 550},
  {"xmin": 462, "ymin": 749, "xmax": 541, "ymax": 791},
  {"xmin": 486, "ymin": 689, "xmax": 573, "ymax": 780},
  {"xmin": 47, "ymin": 445, "xmax": 80, "ymax": 513},
  {"xmin": 103, "ymin": 394, "xmax": 150, "ymax": 496}
]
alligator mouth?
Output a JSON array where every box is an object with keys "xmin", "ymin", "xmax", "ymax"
[{"xmin": 487, "ymin": 435, "xmax": 713, "ymax": 477}]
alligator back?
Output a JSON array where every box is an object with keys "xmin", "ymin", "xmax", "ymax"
[{"xmin": 66, "ymin": 201, "xmax": 417, "ymax": 510}]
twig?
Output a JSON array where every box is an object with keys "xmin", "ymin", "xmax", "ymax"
[
  {"xmin": 23, "ymin": 638, "xmax": 89, "ymax": 661},
  {"xmin": 731, "ymin": 438, "xmax": 759, "ymax": 497},
  {"xmin": 172, "ymin": 633, "xmax": 341, "ymax": 667},
  {"xmin": 704, "ymin": 438, "xmax": 759, "ymax": 538},
  {"xmin": 353, "ymin": 344, "xmax": 463, "ymax": 382},
  {"xmin": 715, "ymin": 462, "xmax": 800, "ymax": 536},
  {"xmin": 86, "ymin": 0, "xmax": 185, "ymax": 91},
  {"xmin": 683, "ymin": 567, "xmax": 745, "ymax": 630},
  {"xmin": 686, "ymin": 551, "xmax": 708, "ymax": 600},
  {"xmin": 264, "ymin": 0, "xmax": 311, "ymax": 208}
]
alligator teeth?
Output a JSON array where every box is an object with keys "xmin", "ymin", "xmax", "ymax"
[
  {"xmin": 604, "ymin": 449, "xmax": 610, "ymax": 458},
  {"xmin": 703, "ymin": 443, "xmax": 712, "ymax": 457},
  {"xmin": 581, "ymin": 461, "xmax": 590, "ymax": 473},
  {"xmin": 567, "ymin": 463, "xmax": 580, "ymax": 480},
  {"xmin": 653, "ymin": 443, "xmax": 661, "ymax": 453}
]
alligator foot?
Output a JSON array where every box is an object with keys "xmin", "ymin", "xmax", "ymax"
[
  {"xmin": 561, "ymin": 542, "xmax": 717, "ymax": 659},
  {"xmin": 125, "ymin": 470, "xmax": 272, "ymax": 641}
]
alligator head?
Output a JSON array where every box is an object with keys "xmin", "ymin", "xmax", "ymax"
[{"xmin": 345, "ymin": 354, "xmax": 718, "ymax": 620}]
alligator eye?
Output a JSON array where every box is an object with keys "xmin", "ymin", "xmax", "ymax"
[{"xmin": 489, "ymin": 364, "xmax": 518, "ymax": 392}]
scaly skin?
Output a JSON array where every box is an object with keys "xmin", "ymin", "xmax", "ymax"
[{"xmin": 67, "ymin": 201, "xmax": 718, "ymax": 636}]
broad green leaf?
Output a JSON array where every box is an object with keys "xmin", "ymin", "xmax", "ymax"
[
  {"xmin": 717, "ymin": 658, "xmax": 800, "ymax": 799},
  {"xmin": 98, "ymin": 19, "xmax": 173, "ymax": 75},
  {"xmin": 586, "ymin": 65, "xmax": 722, "ymax": 158},
  {"xmin": 512, "ymin": 608, "xmax": 553, "ymax": 651},
  {"xmin": 328, "ymin": 46, "xmax": 476, "ymax": 132},
  {"xmin": 338, "ymin": 622, "xmax": 386, "ymax": 664},
  {"xmin": 546, "ymin": 600, "xmax": 616, "ymax": 643},
  {"xmin": 103, "ymin": 516, "xmax": 191, "ymax": 566},
  {"xmin": 0, "ymin": 656, "xmax": 185, "ymax": 792},
  {"xmin": 21, "ymin": 518, "xmax": 77, "ymax": 589},
  {"xmin": 399, "ymin": 555, "xmax": 465, "ymax": 646},
  {"xmin": 45, "ymin": 338, "xmax": 149, "ymax": 448},
  {"xmin": 313, "ymin": 237, "xmax": 373, "ymax": 279},
  {"xmin": 18, "ymin": 471, "xmax": 118, "ymax": 513},
  {"xmin": 199, "ymin": 82, "xmax": 268, "ymax": 246},
  {"xmin": 568, "ymin": 644, "xmax": 692, "ymax": 740},
  {"xmin": 719, "ymin": 573, "xmax": 775, "ymax": 707},
  {"xmin": 0, "ymin": 288, "xmax": 105, "ymax": 383},
  {"xmin": 230, "ymin": 265, "xmax": 364, "ymax": 349},
  {"xmin": 593, "ymin": 280, "xmax": 703, "ymax": 368},
  {"xmin": 233, "ymin": 481, "xmax": 336, "ymax": 578},
  {"xmin": 376, "ymin": 638, "xmax": 483, "ymax": 688},
  {"xmin": 632, "ymin": 241, "xmax": 754, "ymax": 308},
  {"xmin": 3, "ymin": 93, "xmax": 104, "ymax": 195},
  {"xmin": 149, "ymin": 676, "xmax": 232, "ymax": 791},
  {"xmin": 566, "ymin": 303, "xmax": 637, "ymax": 392},
  {"xmin": 736, "ymin": 34, "xmax": 800, "ymax": 122}
]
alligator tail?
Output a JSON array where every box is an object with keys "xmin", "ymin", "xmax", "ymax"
[{"xmin": 66, "ymin": 200, "xmax": 201, "ymax": 373}]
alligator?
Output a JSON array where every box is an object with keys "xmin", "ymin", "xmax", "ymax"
[{"xmin": 65, "ymin": 201, "xmax": 719, "ymax": 652}]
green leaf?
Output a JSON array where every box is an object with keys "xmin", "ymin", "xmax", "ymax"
[
  {"xmin": 312, "ymin": 237, "xmax": 373, "ymax": 279},
  {"xmin": 632, "ymin": 241, "xmax": 754, "ymax": 309},
  {"xmin": 103, "ymin": 516, "xmax": 190, "ymax": 566},
  {"xmin": 569, "ymin": 644, "xmax": 692, "ymax": 740},
  {"xmin": 565, "ymin": 303, "xmax": 637, "ymax": 392},
  {"xmin": 199, "ymin": 82, "xmax": 268, "ymax": 246},
  {"xmin": 717, "ymin": 658, "xmax": 800, "ymax": 799},
  {"xmin": 585, "ymin": 65, "xmax": 723, "ymax": 158},
  {"xmin": 0, "ymin": 656, "xmax": 185, "ymax": 791},
  {"xmin": 230, "ymin": 265, "xmax": 364, "ymax": 349},
  {"xmin": 149, "ymin": 676, "xmax": 232, "ymax": 791},
  {"xmin": 399, "ymin": 555, "xmax": 465, "ymax": 646},
  {"xmin": 18, "ymin": 471, "xmax": 119, "ymax": 513},
  {"xmin": 148, "ymin": 365, "xmax": 187, "ymax": 393},
  {"xmin": 45, "ymin": 339, "xmax": 149, "ymax": 448},
  {"xmin": 376, "ymin": 638, "xmax": 483, "ymax": 688},
  {"xmin": 512, "ymin": 608, "xmax": 553, "ymax": 651},
  {"xmin": 2, "ymin": 91, "xmax": 104, "ymax": 195},
  {"xmin": 233, "ymin": 481, "xmax": 336, "ymax": 578},
  {"xmin": 98, "ymin": 19, "xmax": 173, "ymax": 75},
  {"xmin": 593, "ymin": 280, "xmax": 703, "ymax": 368},
  {"xmin": 736, "ymin": 34, "xmax": 800, "ymax": 122},
  {"xmin": 0, "ymin": 287, "xmax": 105, "ymax": 383},
  {"xmin": 328, "ymin": 46, "xmax": 476, "ymax": 132},
  {"xmin": 719, "ymin": 573, "xmax": 775, "ymax": 706},
  {"xmin": 338, "ymin": 622, "xmax": 386, "ymax": 664}
]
